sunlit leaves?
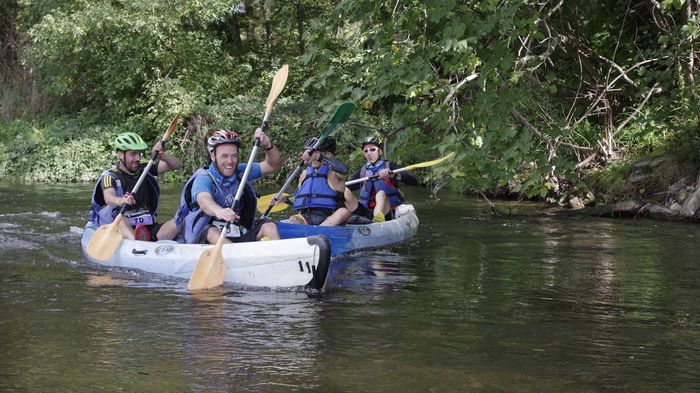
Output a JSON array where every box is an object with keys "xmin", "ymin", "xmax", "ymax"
[{"xmin": 23, "ymin": 0, "xmax": 236, "ymax": 115}]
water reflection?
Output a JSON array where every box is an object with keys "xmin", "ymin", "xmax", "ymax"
[
  {"xmin": 329, "ymin": 251, "xmax": 415, "ymax": 295},
  {"xmin": 181, "ymin": 291, "xmax": 324, "ymax": 390},
  {"xmin": 1, "ymin": 184, "xmax": 700, "ymax": 391}
]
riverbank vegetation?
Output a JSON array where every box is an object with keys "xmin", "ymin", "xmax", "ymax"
[{"xmin": 1, "ymin": 0, "xmax": 699, "ymax": 206}]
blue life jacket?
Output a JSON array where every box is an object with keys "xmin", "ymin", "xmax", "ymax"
[
  {"xmin": 293, "ymin": 164, "xmax": 343, "ymax": 211},
  {"xmin": 175, "ymin": 166, "xmax": 257, "ymax": 244},
  {"xmin": 90, "ymin": 168, "xmax": 160, "ymax": 226},
  {"xmin": 358, "ymin": 159, "xmax": 402, "ymax": 208}
]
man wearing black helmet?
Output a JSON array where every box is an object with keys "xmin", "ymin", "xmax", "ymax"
[
  {"xmin": 279, "ymin": 137, "xmax": 351, "ymax": 226},
  {"xmin": 345, "ymin": 136, "xmax": 418, "ymax": 223}
]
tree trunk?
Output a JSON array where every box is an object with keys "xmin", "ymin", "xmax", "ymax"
[
  {"xmin": 231, "ymin": 15, "xmax": 242, "ymax": 48},
  {"xmin": 260, "ymin": 0, "xmax": 271, "ymax": 51},
  {"xmin": 0, "ymin": 0, "xmax": 19, "ymax": 73},
  {"xmin": 244, "ymin": 0, "xmax": 256, "ymax": 46},
  {"xmin": 684, "ymin": 0, "xmax": 696, "ymax": 84},
  {"xmin": 602, "ymin": 96, "xmax": 615, "ymax": 159},
  {"xmin": 296, "ymin": 0, "xmax": 305, "ymax": 54}
]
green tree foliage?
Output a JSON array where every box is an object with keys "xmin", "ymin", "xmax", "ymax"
[
  {"xmin": 23, "ymin": 0, "xmax": 243, "ymax": 115},
  {"xmin": 3, "ymin": 0, "xmax": 699, "ymax": 200},
  {"xmin": 304, "ymin": 0, "xmax": 700, "ymax": 198},
  {"xmin": 18, "ymin": 0, "xmax": 335, "ymax": 117}
]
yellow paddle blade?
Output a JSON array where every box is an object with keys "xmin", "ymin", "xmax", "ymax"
[
  {"xmin": 85, "ymin": 215, "xmax": 125, "ymax": 262},
  {"xmin": 257, "ymin": 193, "xmax": 292, "ymax": 214},
  {"xmin": 402, "ymin": 152, "xmax": 455, "ymax": 171},
  {"xmin": 188, "ymin": 237, "xmax": 226, "ymax": 290}
]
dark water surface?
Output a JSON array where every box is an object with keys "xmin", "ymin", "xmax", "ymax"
[{"xmin": 1, "ymin": 183, "xmax": 699, "ymax": 392}]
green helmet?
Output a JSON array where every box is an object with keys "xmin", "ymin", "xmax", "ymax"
[{"xmin": 114, "ymin": 132, "xmax": 148, "ymax": 151}]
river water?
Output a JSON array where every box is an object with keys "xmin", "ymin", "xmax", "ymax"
[{"xmin": 1, "ymin": 183, "xmax": 699, "ymax": 392}]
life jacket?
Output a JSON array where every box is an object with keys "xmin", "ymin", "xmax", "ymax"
[
  {"xmin": 90, "ymin": 168, "xmax": 160, "ymax": 226},
  {"xmin": 293, "ymin": 164, "xmax": 344, "ymax": 211},
  {"xmin": 358, "ymin": 159, "xmax": 402, "ymax": 208},
  {"xmin": 175, "ymin": 166, "xmax": 257, "ymax": 244}
]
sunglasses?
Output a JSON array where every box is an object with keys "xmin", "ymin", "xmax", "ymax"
[{"xmin": 363, "ymin": 147, "xmax": 379, "ymax": 153}]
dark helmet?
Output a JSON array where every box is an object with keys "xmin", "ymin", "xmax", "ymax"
[
  {"xmin": 361, "ymin": 136, "xmax": 383, "ymax": 149},
  {"xmin": 303, "ymin": 136, "xmax": 337, "ymax": 153},
  {"xmin": 317, "ymin": 137, "xmax": 336, "ymax": 153},
  {"xmin": 207, "ymin": 129, "xmax": 242, "ymax": 153}
]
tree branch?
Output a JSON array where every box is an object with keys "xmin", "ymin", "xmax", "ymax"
[
  {"xmin": 511, "ymin": 108, "xmax": 557, "ymax": 159},
  {"xmin": 573, "ymin": 58, "xmax": 657, "ymax": 127},
  {"xmin": 611, "ymin": 82, "xmax": 661, "ymax": 138},
  {"xmin": 443, "ymin": 73, "xmax": 479, "ymax": 105}
]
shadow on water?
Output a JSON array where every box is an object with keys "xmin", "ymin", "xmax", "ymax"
[{"xmin": 1, "ymin": 183, "xmax": 700, "ymax": 392}]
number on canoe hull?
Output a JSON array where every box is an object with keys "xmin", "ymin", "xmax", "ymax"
[{"xmin": 298, "ymin": 260, "xmax": 316, "ymax": 274}]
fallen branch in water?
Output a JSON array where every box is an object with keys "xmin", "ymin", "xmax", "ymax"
[{"xmin": 478, "ymin": 190, "xmax": 500, "ymax": 216}]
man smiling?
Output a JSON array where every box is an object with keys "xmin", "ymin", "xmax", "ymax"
[
  {"xmin": 176, "ymin": 128, "xmax": 282, "ymax": 244},
  {"xmin": 90, "ymin": 132, "xmax": 182, "ymax": 241}
]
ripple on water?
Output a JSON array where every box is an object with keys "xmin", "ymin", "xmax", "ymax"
[
  {"xmin": 0, "ymin": 233, "xmax": 39, "ymax": 250},
  {"xmin": 0, "ymin": 210, "xmax": 60, "ymax": 219}
]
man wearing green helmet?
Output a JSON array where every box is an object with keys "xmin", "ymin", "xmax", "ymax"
[{"xmin": 90, "ymin": 131, "xmax": 182, "ymax": 241}]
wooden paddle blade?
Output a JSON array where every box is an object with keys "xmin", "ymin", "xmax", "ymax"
[
  {"xmin": 402, "ymin": 152, "xmax": 455, "ymax": 171},
  {"xmin": 85, "ymin": 215, "xmax": 125, "ymax": 262},
  {"xmin": 264, "ymin": 64, "xmax": 289, "ymax": 114},
  {"xmin": 188, "ymin": 237, "xmax": 227, "ymax": 290},
  {"xmin": 257, "ymin": 193, "xmax": 292, "ymax": 214},
  {"xmin": 162, "ymin": 111, "xmax": 181, "ymax": 141}
]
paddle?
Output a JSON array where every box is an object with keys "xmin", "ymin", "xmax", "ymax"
[
  {"xmin": 257, "ymin": 192, "xmax": 293, "ymax": 214},
  {"xmin": 256, "ymin": 151, "xmax": 455, "ymax": 214},
  {"xmin": 188, "ymin": 64, "xmax": 289, "ymax": 291},
  {"xmin": 345, "ymin": 152, "xmax": 455, "ymax": 186},
  {"xmin": 86, "ymin": 111, "xmax": 181, "ymax": 262},
  {"xmin": 259, "ymin": 101, "xmax": 356, "ymax": 219}
]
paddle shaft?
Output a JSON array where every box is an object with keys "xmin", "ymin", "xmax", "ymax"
[
  {"xmin": 117, "ymin": 133, "xmax": 174, "ymax": 216},
  {"xmin": 261, "ymin": 136, "xmax": 325, "ymax": 218},
  {"xmin": 260, "ymin": 102, "xmax": 355, "ymax": 218},
  {"xmin": 119, "ymin": 112, "xmax": 180, "ymax": 215},
  {"xmin": 187, "ymin": 66, "xmax": 287, "ymax": 291},
  {"xmin": 345, "ymin": 167, "xmax": 410, "ymax": 186},
  {"xmin": 225, "ymin": 65, "xmax": 287, "ymax": 230},
  {"xmin": 346, "ymin": 152, "xmax": 455, "ymax": 186},
  {"xmin": 218, "ymin": 142, "xmax": 259, "ymax": 235}
]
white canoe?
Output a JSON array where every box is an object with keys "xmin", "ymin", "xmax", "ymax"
[
  {"xmin": 80, "ymin": 222, "xmax": 331, "ymax": 293},
  {"xmin": 276, "ymin": 204, "xmax": 419, "ymax": 257}
]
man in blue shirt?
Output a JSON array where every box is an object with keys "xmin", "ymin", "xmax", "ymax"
[{"xmin": 177, "ymin": 128, "xmax": 281, "ymax": 244}]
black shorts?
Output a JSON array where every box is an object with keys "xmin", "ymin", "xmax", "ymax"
[
  {"xmin": 349, "ymin": 204, "xmax": 395, "ymax": 221},
  {"xmin": 298, "ymin": 208, "xmax": 335, "ymax": 226},
  {"xmin": 194, "ymin": 222, "xmax": 260, "ymax": 244},
  {"xmin": 351, "ymin": 204, "xmax": 373, "ymax": 220}
]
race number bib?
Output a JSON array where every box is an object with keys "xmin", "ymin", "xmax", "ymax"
[
  {"xmin": 212, "ymin": 220, "xmax": 242, "ymax": 238},
  {"xmin": 126, "ymin": 210, "xmax": 154, "ymax": 226}
]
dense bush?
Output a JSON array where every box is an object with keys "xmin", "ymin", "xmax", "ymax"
[
  {"xmin": 0, "ymin": 99, "xmax": 398, "ymax": 185},
  {"xmin": 2, "ymin": 0, "xmax": 699, "ymax": 202}
]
